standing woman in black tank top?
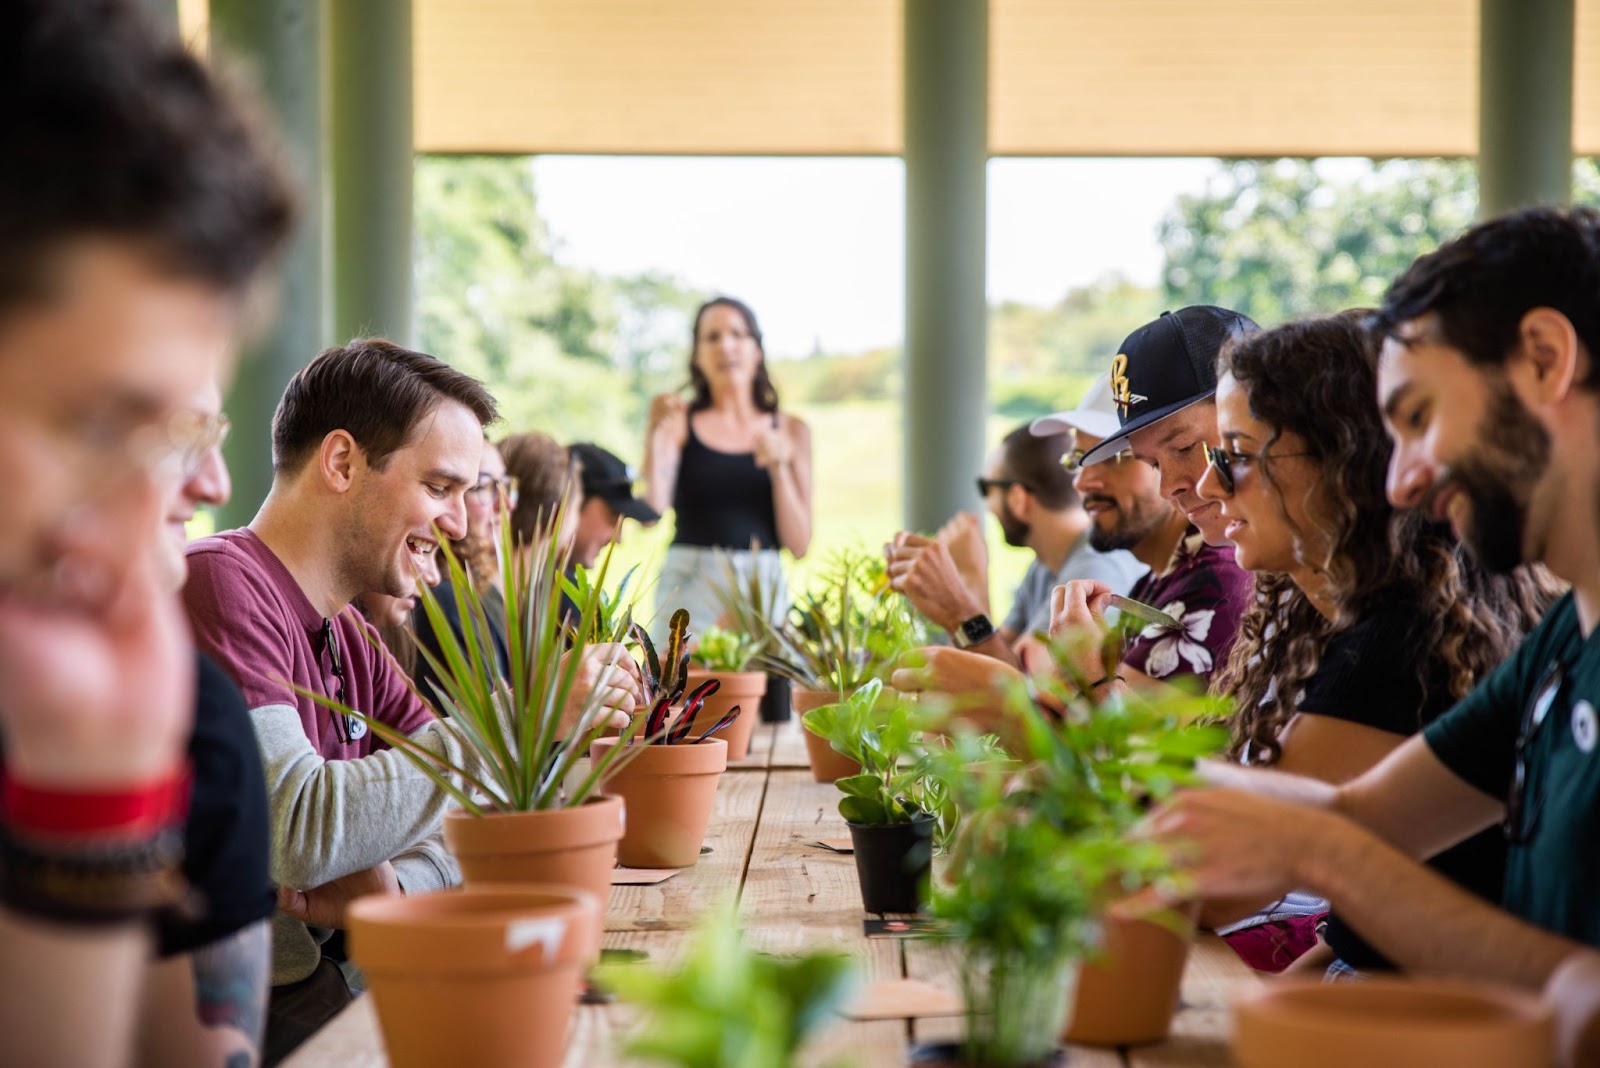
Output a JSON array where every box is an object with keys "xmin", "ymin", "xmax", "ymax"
[{"xmin": 642, "ymin": 297, "xmax": 813, "ymax": 640}]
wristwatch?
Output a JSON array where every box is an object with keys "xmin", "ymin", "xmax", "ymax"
[{"xmin": 952, "ymin": 613, "xmax": 997, "ymax": 649}]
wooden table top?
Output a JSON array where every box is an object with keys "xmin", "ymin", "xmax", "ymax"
[{"xmin": 284, "ymin": 718, "xmax": 1259, "ymax": 1067}]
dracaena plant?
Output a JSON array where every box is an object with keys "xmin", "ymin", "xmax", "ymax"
[
  {"xmin": 304, "ymin": 502, "xmax": 654, "ymax": 814},
  {"xmin": 922, "ymin": 647, "xmax": 1228, "ymax": 1066},
  {"xmin": 630, "ymin": 609, "xmax": 744, "ymax": 746},
  {"xmin": 597, "ymin": 908, "xmax": 857, "ymax": 1068},
  {"xmin": 760, "ymin": 546, "xmax": 928, "ymax": 694},
  {"xmin": 802, "ymin": 679, "xmax": 953, "ymax": 835},
  {"xmin": 710, "ymin": 544, "xmax": 785, "ymax": 657}
]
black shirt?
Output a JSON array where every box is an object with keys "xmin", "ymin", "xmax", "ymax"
[
  {"xmin": 412, "ymin": 579, "xmax": 511, "ymax": 714},
  {"xmin": 1295, "ymin": 597, "xmax": 1508, "ymax": 972},
  {"xmin": 670, "ymin": 416, "xmax": 779, "ymax": 550},
  {"xmin": 156, "ymin": 654, "xmax": 276, "ymax": 957}
]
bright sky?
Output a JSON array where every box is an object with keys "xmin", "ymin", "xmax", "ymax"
[{"xmin": 532, "ymin": 156, "xmax": 1228, "ymax": 358}]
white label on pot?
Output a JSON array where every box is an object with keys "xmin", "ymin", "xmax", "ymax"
[
  {"xmin": 505, "ymin": 917, "xmax": 567, "ymax": 958},
  {"xmin": 618, "ymin": 805, "xmax": 627, "ymax": 834}
]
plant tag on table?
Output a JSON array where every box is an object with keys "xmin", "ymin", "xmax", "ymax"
[
  {"xmin": 846, "ymin": 978, "xmax": 964, "ymax": 1020},
  {"xmin": 610, "ymin": 867, "xmax": 678, "ymax": 885},
  {"xmin": 863, "ymin": 917, "xmax": 943, "ymax": 939},
  {"xmin": 1108, "ymin": 594, "xmax": 1184, "ymax": 631}
]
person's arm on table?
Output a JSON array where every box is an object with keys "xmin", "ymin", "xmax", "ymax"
[{"xmin": 1152, "ymin": 741, "xmax": 1571, "ymax": 988}]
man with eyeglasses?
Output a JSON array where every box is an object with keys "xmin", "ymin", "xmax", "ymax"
[
  {"xmin": 1146, "ymin": 208, "xmax": 1600, "ymax": 1068},
  {"xmin": 0, "ymin": 2, "xmax": 295, "ymax": 1064},
  {"xmin": 886, "ymin": 420, "xmax": 1144, "ymax": 670},
  {"xmin": 182, "ymin": 341, "xmax": 646, "ymax": 1060}
]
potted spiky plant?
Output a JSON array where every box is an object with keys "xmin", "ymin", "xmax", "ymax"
[
  {"xmin": 761, "ymin": 547, "xmax": 928, "ymax": 781},
  {"xmin": 591, "ymin": 609, "xmax": 738, "ymax": 868},
  {"xmin": 685, "ymin": 624, "xmax": 766, "ymax": 759},
  {"xmin": 802, "ymin": 679, "xmax": 952, "ymax": 914},
  {"xmin": 598, "ymin": 908, "xmax": 858, "ymax": 1068},
  {"xmin": 912, "ymin": 669, "xmax": 1225, "ymax": 1066},
  {"xmin": 309, "ymin": 503, "xmax": 653, "ymax": 940}
]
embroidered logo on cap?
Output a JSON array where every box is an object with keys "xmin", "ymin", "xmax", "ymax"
[
  {"xmin": 1109, "ymin": 354, "xmax": 1148, "ymax": 418},
  {"xmin": 1573, "ymin": 700, "xmax": 1597, "ymax": 753}
]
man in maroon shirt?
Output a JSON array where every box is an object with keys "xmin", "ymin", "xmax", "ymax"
[{"xmin": 183, "ymin": 338, "xmax": 644, "ymax": 1059}]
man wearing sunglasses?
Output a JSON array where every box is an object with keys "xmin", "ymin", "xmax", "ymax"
[
  {"xmin": 1147, "ymin": 208, "xmax": 1600, "ymax": 1067},
  {"xmin": 887, "ymin": 421, "xmax": 1144, "ymax": 669},
  {"xmin": 1046, "ymin": 311, "xmax": 1257, "ymax": 692}
]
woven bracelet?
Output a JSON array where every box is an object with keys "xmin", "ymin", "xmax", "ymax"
[{"xmin": 0, "ymin": 827, "xmax": 189, "ymax": 926}]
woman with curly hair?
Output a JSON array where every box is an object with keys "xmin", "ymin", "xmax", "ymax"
[{"xmin": 1195, "ymin": 310, "xmax": 1561, "ymax": 976}]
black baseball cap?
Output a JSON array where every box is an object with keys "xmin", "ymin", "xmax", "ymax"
[
  {"xmin": 569, "ymin": 442, "xmax": 660, "ymax": 524},
  {"xmin": 1078, "ymin": 305, "xmax": 1260, "ymax": 466}
]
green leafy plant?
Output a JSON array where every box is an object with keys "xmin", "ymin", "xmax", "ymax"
[
  {"xmin": 691, "ymin": 625, "xmax": 765, "ymax": 673},
  {"xmin": 710, "ymin": 544, "xmax": 785, "ymax": 658},
  {"xmin": 921, "ymin": 650, "xmax": 1227, "ymax": 1065},
  {"xmin": 559, "ymin": 560, "xmax": 641, "ymax": 647},
  {"xmin": 304, "ymin": 503, "xmax": 654, "ymax": 814},
  {"xmin": 598, "ymin": 910, "xmax": 857, "ymax": 1068},
  {"xmin": 761, "ymin": 547, "xmax": 928, "ymax": 694},
  {"xmin": 802, "ymin": 679, "xmax": 951, "ymax": 833}
]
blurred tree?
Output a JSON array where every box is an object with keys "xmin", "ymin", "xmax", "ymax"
[
  {"xmin": 1159, "ymin": 159, "xmax": 1600, "ymax": 324},
  {"xmin": 413, "ymin": 155, "xmax": 704, "ymax": 447}
]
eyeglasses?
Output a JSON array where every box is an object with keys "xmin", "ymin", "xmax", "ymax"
[
  {"xmin": 1203, "ymin": 443, "xmax": 1312, "ymax": 495},
  {"xmin": 468, "ymin": 475, "xmax": 520, "ymax": 509},
  {"xmin": 976, "ymin": 477, "xmax": 1022, "ymax": 496},
  {"xmin": 172, "ymin": 411, "xmax": 230, "ymax": 479},
  {"xmin": 319, "ymin": 619, "xmax": 366, "ymax": 745},
  {"xmin": 1505, "ymin": 661, "xmax": 1561, "ymax": 844},
  {"xmin": 1063, "ymin": 445, "xmax": 1135, "ymax": 471}
]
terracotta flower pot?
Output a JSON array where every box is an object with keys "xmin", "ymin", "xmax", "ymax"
[
  {"xmin": 794, "ymin": 687, "xmax": 863, "ymax": 783},
  {"xmin": 1064, "ymin": 905, "xmax": 1196, "ymax": 1046},
  {"xmin": 349, "ymin": 885, "xmax": 599, "ymax": 1068},
  {"xmin": 442, "ymin": 794, "xmax": 624, "ymax": 960},
  {"xmin": 684, "ymin": 669, "xmax": 765, "ymax": 759},
  {"xmin": 1234, "ymin": 976, "xmax": 1555, "ymax": 1068},
  {"xmin": 590, "ymin": 737, "xmax": 727, "ymax": 868}
]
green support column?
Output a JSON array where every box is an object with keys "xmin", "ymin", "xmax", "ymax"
[
  {"xmin": 904, "ymin": 0, "xmax": 988, "ymax": 532},
  {"xmin": 210, "ymin": 0, "xmax": 327, "ymax": 528},
  {"xmin": 1479, "ymin": 0, "xmax": 1574, "ymax": 217},
  {"xmin": 330, "ymin": 0, "xmax": 414, "ymax": 344}
]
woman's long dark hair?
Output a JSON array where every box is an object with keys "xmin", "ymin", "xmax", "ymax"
[
  {"xmin": 1212, "ymin": 311, "xmax": 1561, "ymax": 764},
  {"xmin": 687, "ymin": 296, "xmax": 779, "ymax": 414}
]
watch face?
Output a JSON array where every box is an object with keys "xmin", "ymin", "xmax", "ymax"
[{"xmin": 959, "ymin": 615, "xmax": 995, "ymax": 647}]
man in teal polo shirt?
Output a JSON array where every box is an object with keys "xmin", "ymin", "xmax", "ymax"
[{"xmin": 1146, "ymin": 206, "xmax": 1600, "ymax": 1063}]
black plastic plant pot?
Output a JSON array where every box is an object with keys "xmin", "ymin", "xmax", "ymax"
[
  {"xmin": 759, "ymin": 673, "xmax": 792, "ymax": 723},
  {"xmin": 905, "ymin": 1042, "xmax": 1066, "ymax": 1067},
  {"xmin": 847, "ymin": 813, "xmax": 935, "ymax": 914}
]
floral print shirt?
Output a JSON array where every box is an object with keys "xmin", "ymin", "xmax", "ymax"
[{"xmin": 1121, "ymin": 530, "xmax": 1253, "ymax": 686}]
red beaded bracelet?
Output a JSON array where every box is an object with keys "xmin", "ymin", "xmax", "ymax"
[{"xmin": 1, "ymin": 766, "xmax": 192, "ymax": 838}]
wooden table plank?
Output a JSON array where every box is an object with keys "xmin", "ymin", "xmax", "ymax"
[
  {"xmin": 770, "ymin": 716, "xmax": 814, "ymax": 770},
  {"xmin": 725, "ymin": 721, "xmax": 777, "ymax": 771},
  {"xmin": 606, "ymin": 768, "xmax": 765, "ymax": 932}
]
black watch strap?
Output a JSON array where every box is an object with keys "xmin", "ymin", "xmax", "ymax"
[{"xmin": 952, "ymin": 613, "xmax": 996, "ymax": 649}]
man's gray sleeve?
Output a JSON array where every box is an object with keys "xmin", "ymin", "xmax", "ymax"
[{"xmin": 250, "ymin": 704, "xmax": 482, "ymax": 890}]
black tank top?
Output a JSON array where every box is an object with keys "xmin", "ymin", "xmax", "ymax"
[{"xmin": 671, "ymin": 414, "xmax": 780, "ymax": 549}]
